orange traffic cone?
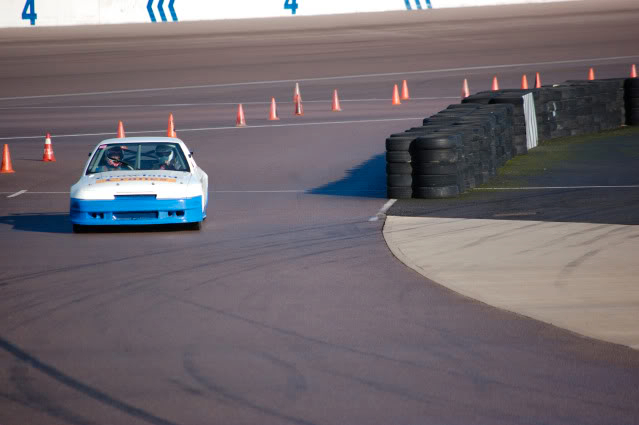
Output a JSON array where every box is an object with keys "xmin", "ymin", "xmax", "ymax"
[
  {"xmin": 521, "ymin": 74, "xmax": 529, "ymax": 90},
  {"xmin": 117, "ymin": 121, "xmax": 126, "ymax": 138},
  {"xmin": 631, "ymin": 64, "xmax": 637, "ymax": 78},
  {"xmin": 461, "ymin": 79, "xmax": 470, "ymax": 99},
  {"xmin": 1, "ymin": 144, "xmax": 15, "ymax": 174},
  {"xmin": 43, "ymin": 133, "xmax": 56, "ymax": 162},
  {"xmin": 167, "ymin": 113, "xmax": 177, "ymax": 137},
  {"xmin": 331, "ymin": 89, "xmax": 342, "ymax": 112},
  {"xmin": 535, "ymin": 72, "xmax": 542, "ymax": 88},
  {"xmin": 236, "ymin": 104, "xmax": 247, "ymax": 127},
  {"xmin": 400, "ymin": 79, "xmax": 410, "ymax": 100},
  {"xmin": 268, "ymin": 97, "xmax": 280, "ymax": 120},
  {"xmin": 491, "ymin": 76, "xmax": 500, "ymax": 91},
  {"xmin": 294, "ymin": 83, "xmax": 304, "ymax": 116},
  {"xmin": 588, "ymin": 67, "xmax": 595, "ymax": 81},
  {"xmin": 392, "ymin": 84, "xmax": 401, "ymax": 105}
]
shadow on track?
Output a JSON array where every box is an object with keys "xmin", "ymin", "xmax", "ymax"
[
  {"xmin": 307, "ymin": 153, "xmax": 386, "ymax": 198},
  {"xmin": 0, "ymin": 213, "xmax": 201, "ymax": 234},
  {"xmin": 0, "ymin": 213, "xmax": 71, "ymax": 234}
]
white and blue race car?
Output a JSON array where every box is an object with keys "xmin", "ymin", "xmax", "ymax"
[{"xmin": 70, "ymin": 137, "xmax": 208, "ymax": 232}]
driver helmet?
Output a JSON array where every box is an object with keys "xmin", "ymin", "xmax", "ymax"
[
  {"xmin": 155, "ymin": 144, "xmax": 174, "ymax": 163},
  {"xmin": 105, "ymin": 146, "xmax": 124, "ymax": 162}
]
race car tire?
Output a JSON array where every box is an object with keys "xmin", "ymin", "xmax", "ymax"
[
  {"xmin": 186, "ymin": 221, "xmax": 202, "ymax": 231},
  {"xmin": 387, "ymin": 186, "xmax": 413, "ymax": 199},
  {"xmin": 413, "ymin": 185, "xmax": 460, "ymax": 199},
  {"xmin": 72, "ymin": 224, "xmax": 87, "ymax": 234}
]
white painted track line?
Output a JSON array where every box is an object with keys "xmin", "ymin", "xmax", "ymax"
[
  {"xmin": 0, "ymin": 55, "xmax": 636, "ymax": 102},
  {"xmin": 0, "ymin": 117, "xmax": 424, "ymax": 141},
  {"xmin": 369, "ymin": 199, "xmax": 397, "ymax": 222},
  {"xmin": 0, "ymin": 97, "xmax": 458, "ymax": 110},
  {"xmin": 6, "ymin": 190, "xmax": 27, "ymax": 198}
]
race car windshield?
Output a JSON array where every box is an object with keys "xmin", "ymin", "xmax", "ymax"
[{"xmin": 86, "ymin": 143, "xmax": 190, "ymax": 174}]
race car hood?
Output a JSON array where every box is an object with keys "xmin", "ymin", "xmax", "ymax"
[{"xmin": 71, "ymin": 171, "xmax": 200, "ymax": 200}]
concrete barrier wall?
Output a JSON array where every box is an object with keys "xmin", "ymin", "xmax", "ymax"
[
  {"xmin": 1, "ymin": 0, "xmax": 579, "ymax": 28},
  {"xmin": 386, "ymin": 78, "xmax": 632, "ymax": 199}
]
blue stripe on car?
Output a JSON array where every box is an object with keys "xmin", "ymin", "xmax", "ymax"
[{"xmin": 70, "ymin": 196, "xmax": 203, "ymax": 225}]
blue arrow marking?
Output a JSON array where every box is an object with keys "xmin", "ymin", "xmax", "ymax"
[
  {"xmin": 147, "ymin": 0, "xmax": 156, "ymax": 22},
  {"xmin": 157, "ymin": 0, "xmax": 167, "ymax": 22},
  {"xmin": 404, "ymin": 0, "xmax": 412, "ymax": 10},
  {"xmin": 425, "ymin": 0, "xmax": 432, "ymax": 8},
  {"xmin": 168, "ymin": 0, "xmax": 178, "ymax": 21},
  {"xmin": 414, "ymin": 0, "xmax": 423, "ymax": 10}
]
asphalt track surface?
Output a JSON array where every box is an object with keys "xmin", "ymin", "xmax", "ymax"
[{"xmin": 1, "ymin": 1, "xmax": 639, "ymax": 424}]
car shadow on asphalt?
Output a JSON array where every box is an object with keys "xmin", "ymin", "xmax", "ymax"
[
  {"xmin": 308, "ymin": 153, "xmax": 386, "ymax": 198},
  {"xmin": 0, "ymin": 213, "xmax": 200, "ymax": 234},
  {"xmin": 0, "ymin": 213, "xmax": 72, "ymax": 233}
]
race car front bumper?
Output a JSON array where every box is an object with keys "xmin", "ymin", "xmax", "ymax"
[{"xmin": 70, "ymin": 195, "xmax": 203, "ymax": 225}]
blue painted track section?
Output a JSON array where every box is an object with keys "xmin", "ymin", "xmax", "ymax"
[{"xmin": 70, "ymin": 196, "xmax": 203, "ymax": 226}]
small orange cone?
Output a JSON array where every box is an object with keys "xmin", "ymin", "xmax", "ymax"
[
  {"xmin": 631, "ymin": 64, "xmax": 637, "ymax": 78},
  {"xmin": 461, "ymin": 79, "xmax": 470, "ymax": 99},
  {"xmin": 400, "ymin": 79, "xmax": 410, "ymax": 100},
  {"xmin": 331, "ymin": 89, "xmax": 342, "ymax": 112},
  {"xmin": 521, "ymin": 74, "xmax": 529, "ymax": 90},
  {"xmin": 588, "ymin": 67, "xmax": 595, "ymax": 81},
  {"xmin": 392, "ymin": 84, "xmax": 401, "ymax": 105},
  {"xmin": 535, "ymin": 72, "xmax": 542, "ymax": 88},
  {"xmin": 268, "ymin": 97, "xmax": 280, "ymax": 120},
  {"xmin": 491, "ymin": 76, "xmax": 500, "ymax": 91},
  {"xmin": 294, "ymin": 83, "xmax": 304, "ymax": 116},
  {"xmin": 117, "ymin": 121, "xmax": 126, "ymax": 138},
  {"xmin": 167, "ymin": 113, "xmax": 177, "ymax": 137},
  {"xmin": 236, "ymin": 104, "xmax": 247, "ymax": 127},
  {"xmin": 43, "ymin": 133, "xmax": 56, "ymax": 162},
  {"xmin": 1, "ymin": 144, "xmax": 15, "ymax": 174}
]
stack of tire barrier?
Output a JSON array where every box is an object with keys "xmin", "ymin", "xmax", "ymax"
[
  {"xmin": 386, "ymin": 77, "xmax": 635, "ymax": 199},
  {"xmin": 626, "ymin": 78, "xmax": 639, "ymax": 125},
  {"xmin": 386, "ymin": 103, "xmax": 514, "ymax": 198}
]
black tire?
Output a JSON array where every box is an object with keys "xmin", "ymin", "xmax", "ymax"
[
  {"xmin": 386, "ymin": 151, "xmax": 411, "ymax": 163},
  {"xmin": 412, "ymin": 163, "xmax": 460, "ymax": 175},
  {"xmin": 386, "ymin": 162, "xmax": 412, "ymax": 174},
  {"xmin": 628, "ymin": 110, "xmax": 639, "ymax": 125},
  {"xmin": 387, "ymin": 186, "xmax": 413, "ymax": 199},
  {"xmin": 413, "ymin": 174, "xmax": 459, "ymax": 187},
  {"xmin": 412, "ymin": 149, "xmax": 459, "ymax": 164},
  {"xmin": 387, "ymin": 174, "xmax": 412, "ymax": 187},
  {"xmin": 72, "ymin": 224, "xmax": 87, "ymax": 233},
  {"xmin": 413, "ymin": 134, "xmax": 462, "ymax": 150},
  {"xmin": 386, "ymin": 137, "xmax": 414, "ymax": 151},
  {"xmin": 625, "ymin": 78, "xmax": 639, "ymax": 89},
  {"xmin": 413, "ymin": 185, "xmax": 459, "ymax": 199},
  {"xmin": 186, "ymin": 221, "xmax": 202, "ymax": 231}
]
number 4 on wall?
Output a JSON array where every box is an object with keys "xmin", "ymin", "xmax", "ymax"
[
  {"xmin": 284, "ymin": 0, "xmax": 298, "ymax": 15},
  {"xmin": 22, "ymin": 0, "xmax": 37, "ymax": 25}
]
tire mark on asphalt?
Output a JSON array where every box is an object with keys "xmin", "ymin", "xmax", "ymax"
[
  {"xmin": 177, "ymin": 297, "xmax": 423, "ymax": 368},
  {"xmin": 0, "ymin": 337, "xmax": 182, "ymax": 425},
  {"xmin": 182, "ymin": 351, "xmax": 318, "ymax": 425}
]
